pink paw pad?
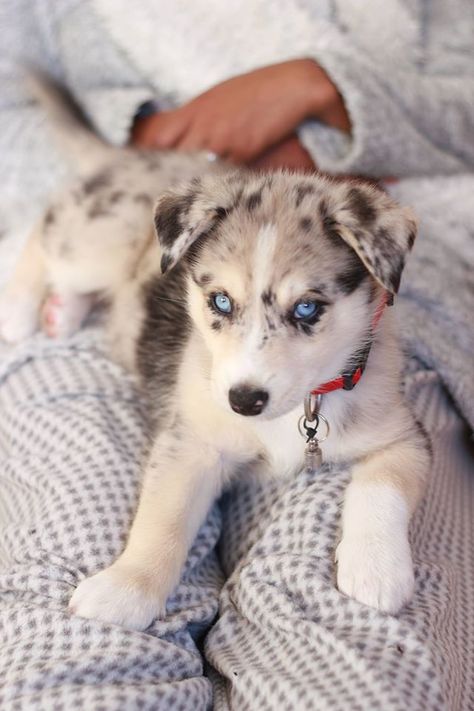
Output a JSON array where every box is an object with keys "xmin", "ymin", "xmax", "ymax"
[{"xmin": 41, "ymin": 292, "xmax": 93, "ymax": 339}]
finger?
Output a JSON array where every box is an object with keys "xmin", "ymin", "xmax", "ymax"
[
  {"xmin": 224, "ymin": 128, "xmax": 276, "ymax": 164},
  {"xmin": 130, "ymin": 116, "xmax": 157, "ymax": 148},
  {"xmin": 175, "ymin": 122, "xmax": 217, "ymax": 152},
  {"xmin": 151, "ymin": 110, "xmax": 192, "ymax": 148},
  {"xmin": 226, "ymin": 139, "xmax": 264, "ymax": 165}
]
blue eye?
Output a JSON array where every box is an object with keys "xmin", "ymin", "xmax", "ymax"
[
  {"xmin": 212, "ymin": 292, "xmax": 232, "ymax": 314},
  {"xmin": 293, "ymin": 300, "xmax": 319, "ymax": 320}
]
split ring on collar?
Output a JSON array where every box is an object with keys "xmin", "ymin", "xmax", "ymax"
[
  {"xmin": 304, "ymin": 392, "xmax": 322, "ymax": 422},
  {"xmin": 298, "ymin": 413, "xmax": 330, "ymax": 442}
]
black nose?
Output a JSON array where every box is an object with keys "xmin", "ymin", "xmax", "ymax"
[{"xmin": 228, "ymin": 385, "xmax": 269, "ymax": 416}]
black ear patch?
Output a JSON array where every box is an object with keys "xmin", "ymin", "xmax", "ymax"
[
  {"xmin": 324, "ymin": 183, "xmax": 418, "ymax": 294},
  {"xmin": 154, "ymin": 190, "xmax": 199, "ymax": 250},
  {"xmin": 154, "ymin": 184, "xmax": 231, "ymax": 274},
  {"xmin": 346, "ymin": 186, "xmax": 377, "ymax": 227}
]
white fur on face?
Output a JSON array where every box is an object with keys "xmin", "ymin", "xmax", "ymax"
[
  {"xmin": 187, "ymin": 222, "xmax": 376, "ymax": 420},
  {"xmin": 253, "ymin": 223, "xmax": 277, "ymax": 301}
]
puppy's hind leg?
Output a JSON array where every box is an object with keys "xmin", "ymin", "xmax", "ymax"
[
  {"xmin": 41, "ymin": 291, "xmax": 96, "ymax": 339},
  {"xmin": 0, "ymin": 228, "xmax": 48, "ymax": 343}
]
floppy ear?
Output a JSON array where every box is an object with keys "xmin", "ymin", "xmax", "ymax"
[
  {"xmin": 154, "ymin": 179, "xmax": 231, "ymax": 274},
  {"xmin": 327, "ymin": 183, "xmax": 418, "ymax": 293}
]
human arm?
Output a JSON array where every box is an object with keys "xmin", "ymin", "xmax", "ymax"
[
  {"xmin": 131, "ymin": 13, "xmax": 474, "ymax": 178},
  {"xmin": 297, "ymin": 42, "xmax": 474, "ymax": 178},
  {"xmin": 130, "ymin": 59, "xmax": 349, "ymax": 171}
]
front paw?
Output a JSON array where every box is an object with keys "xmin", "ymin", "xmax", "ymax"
[
  {"xmin": 69, "ymin": 562, "xmax": 166, "ymax": 630},
  {"xmin": 336, "ymin": 534, "xmax": 414, "ymax": 614}
]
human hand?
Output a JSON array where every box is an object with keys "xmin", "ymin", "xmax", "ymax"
[{"xmin": 131, "ymin": 59, "xmax": 349, "ymax": 163}]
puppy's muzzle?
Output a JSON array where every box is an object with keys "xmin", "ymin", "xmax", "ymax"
[{"xmin": 229, "ymin": 385, "xmax": 269, "ymax": 416}]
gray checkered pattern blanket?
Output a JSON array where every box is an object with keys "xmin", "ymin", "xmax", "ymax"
[{"xmin": 0, "ymin": 175, "xmax": 473, "ymax": 710}]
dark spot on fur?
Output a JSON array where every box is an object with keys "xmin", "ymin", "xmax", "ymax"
[
  {"xmin": 87, "ymin": 201, "xmax": 111, "ymax": 219},
  {"xmin": 336, "ymin": 254, "xmax": 368, "ymax": 295},
  {"xmin": 373, "ymin": 227, "xmax": 405, "ymax": 291},
  {"xmin": 407, "ymin": 229, "xmax": 416, "ymax": 249},
  {"xmin": 300, "ymin": 217, "xmax": 313, "ymax": 232},
  {"xmin": 295, "ymin": 184, "xmax": 315, "ymax": 208},
  {"xmin": 82, "ymin": 170, "xmax": 111, "ymax": 195},
  {"xmin": 194, "ymin": 272, "xmax": 212, "ymax": 286},
  {"xmin": 43, "ymin": 207, "xmax": 56, "ymax": 229},
  {"xmin": 299, "ymin": 323, "xmax": 313, "ymax": 336},
  {"xmin": 319, "ymin": 200, "xmax": 341, "ymax": 245},
  {"xmin": 211, "ymin": 320, "xmax": 222, "ymax": 331},
  {"xmin": 246, "ymin": 190, "xmax": 262, "ymax": 211},
  {"xmin": 231, "ymin": 187, "xmax": 244, "ymax": 209},
  {"xmin": 134, "ymin": 192, "xmax": 152, "ymax": 206},
  {"xmin": 261, "ymin": 290, "xmax": 275, "ymax": 306},
  {"xmin": 142, "ymin": 154, "xmax": 162, "ymax": 172},
  {"xmin": 215, "ymin": 206, "xmax": 230, "ymax": 219},
  {"xmin": 347, "ymin": 187, "xmax": 377, "ymax": 226},
  {"xmin": 110, "ymin": 190, "xmax": 125, "ymax": 204},
  {"xmin": 376, "ymin": 226, "xmax": 392, "ymax": 245},
  {"xmin": 265, "ymin": 313, "xmax": 277, "ymax": 332}
]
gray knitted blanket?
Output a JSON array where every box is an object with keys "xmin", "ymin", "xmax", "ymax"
[{"xmin": 0, "ymin": 173, "xmax": 473, "ymax": 710}]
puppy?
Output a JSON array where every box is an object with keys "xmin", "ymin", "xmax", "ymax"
[{"xmin": 0, "ymin": 76, "xmax": 430, "ymax": 630}]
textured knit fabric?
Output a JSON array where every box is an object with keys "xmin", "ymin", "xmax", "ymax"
[
  {"xmin": 0, "ymin": 331, "xmax": 222, "ymax": 710},
  {"xmin": 0, "ymin": 328, "xmax": 473, "ymax": 710}
]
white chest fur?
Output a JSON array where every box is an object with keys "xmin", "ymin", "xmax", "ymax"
[{"xmin": 250, "ymin": 405, "xmax": 307, "ymax": 478}]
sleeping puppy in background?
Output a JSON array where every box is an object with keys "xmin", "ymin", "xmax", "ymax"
[{"xmin": 0, "ymin": 74, "xmax": 430, "ymax": 630}]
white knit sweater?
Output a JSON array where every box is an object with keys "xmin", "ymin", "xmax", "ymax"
[{"xmin": 1, "ymin": 0, "xmax": 474, "ymax": 236}]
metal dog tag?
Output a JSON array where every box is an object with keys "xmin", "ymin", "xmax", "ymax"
[
  {"xmin": 298, "ymin": 394, "xmax": 330, "ymax": 472},
  {"xmin": 305, "ymin": 437, "xmax": 323, "ymax": 470}
]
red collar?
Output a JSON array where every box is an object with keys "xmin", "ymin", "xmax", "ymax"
[{"xmin": 311, "ymin": 291, "xmax": 392, "ymax": 396}]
